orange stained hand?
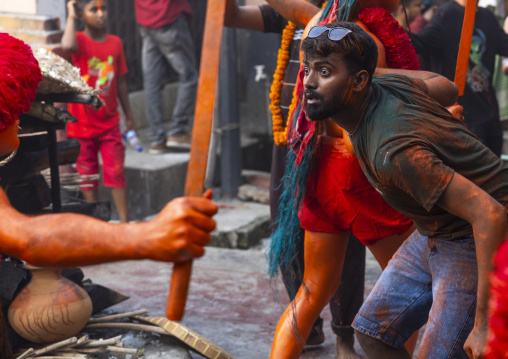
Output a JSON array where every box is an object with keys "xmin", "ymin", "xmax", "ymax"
[
  {"xmin": 141, "ymin": 191, "xmax": 218, "ymax": 263},
  {"xmin": 464, "ymin": 324, "xmax": 488, "ymax": 359},
  {"xmin": 447, "ymin": 104, "xmax": 464, "ymax": 121}
]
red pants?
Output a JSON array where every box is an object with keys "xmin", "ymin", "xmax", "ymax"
[
  {"xmin": 75, "ymin": 126, "xmax": 126, "ymax": 190},
  {"xmin": 299, "ymin": 136, "xmax": 412, "ymax": 245}
]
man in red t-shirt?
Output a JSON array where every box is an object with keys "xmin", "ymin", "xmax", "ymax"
[
  {"xmin": 134, "ymin": 0, "xmax": 198, "ymax": 153},
  {"xmin": 62, "ymin": 0, "xmax": 135, "ymax": 222}
]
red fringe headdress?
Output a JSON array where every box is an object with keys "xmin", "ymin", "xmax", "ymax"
[
  {"xmin": 485, "ymin": 239, "xmax": 508, "ymax": 358},
  {"xmin": 0, "ymin": 33, "xmax": 42, "ymax": 132}
]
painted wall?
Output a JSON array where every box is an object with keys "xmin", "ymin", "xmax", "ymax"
[
  {"xmin": 0, "ymin": 0, "xmax": 65, "ymax": 24},
  {"xmin": 37, "ymin": 0, "xmax": 66, "ymax": 26},
  {"xmin": 0, "ymin": 0, "xmax": 37, "ymax": 14}
]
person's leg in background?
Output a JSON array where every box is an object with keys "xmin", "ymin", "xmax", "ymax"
[
  {"xmin": 154, "ymin": 16, "xmax": 198, "ymax": 147},
  {"xmin": 100, "ymin": 127, "xmax": 129, "ymax": 223},
  {"xmin": 330, "ymin": 234, "xmax": 366, "ymax": 359},
  {"xmin": 139, "ymin": 26, "xmax": 168, "ymax": 154},
  {"xmin": 75, "ymin": 137, "xmax": 100, "ymax": 203}
]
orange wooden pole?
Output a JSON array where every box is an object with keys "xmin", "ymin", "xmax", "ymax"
[
  {"xmin": 454, "ymin": 0, "xmax": 477, "ymax": 96},
  {"xmin": 166, "ymin": 0, "xmax": 226, "ymax": 321}
]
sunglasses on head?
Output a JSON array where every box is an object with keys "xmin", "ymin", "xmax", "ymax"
[{"xmin": 307, "ymin": 25, "xmax": 352, "ymax": 41}]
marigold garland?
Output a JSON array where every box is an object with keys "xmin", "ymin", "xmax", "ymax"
[{"xmin": 270, "ymin": 21, "xmax": 297, "ymax": 146}]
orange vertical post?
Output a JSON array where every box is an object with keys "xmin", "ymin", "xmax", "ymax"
[
  {"xmin": 166, "ymin": 0, "xmax": 226, "ymax": 321},
  {"xmin": 454, "ymin": 0, "xmax": 477, "ymax": 96}
]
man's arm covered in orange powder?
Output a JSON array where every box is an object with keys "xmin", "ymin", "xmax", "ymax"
[
  {"xmin": 0, "ymin": 32, "xmax": 218, "ymax": 269},
  {"xmin": 0, "ymin": 186, "xmax": 217, "ymax": 267}
]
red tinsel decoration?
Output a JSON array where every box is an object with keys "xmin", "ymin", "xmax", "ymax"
[
  {"xmin": 0, "ymin": 33, "xmax": 42, "ymax": 132},
  {"xmin": 358, "ymin": 7, "xmax": 420, "ymax": 71},
  {"xmin": 485, "ymin": 239, "xmax": 508, "ymax": 358}
]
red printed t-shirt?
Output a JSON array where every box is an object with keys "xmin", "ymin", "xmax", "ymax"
[
  {"xmin": 134, "ymin": 0, "xmax": 192, "ymax": 29},
  {"xmin": 67, "ymin": 32, "xmax": 128, "ymax": 139}
]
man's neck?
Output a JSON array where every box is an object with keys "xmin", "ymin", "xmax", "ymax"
[
  {"xmin": 455, "ymin": 0, "xmax": 467, "ymax": 7},
  {"xmin": 85, "ymin": 27, "xmax": 107, "ymax": 42},
  {"xmin": 331, "ymin": 88, "xmax": 372, "ymax": 135}
]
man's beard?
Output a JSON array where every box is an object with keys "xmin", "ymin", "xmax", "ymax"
[{"xmin": 305, "ymin": 89, "xmax": 348, "ymax": 122}]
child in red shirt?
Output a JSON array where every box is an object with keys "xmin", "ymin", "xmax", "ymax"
[{"xmin": 62, "ymin": 0, "xmax": 135, "ymax": 222}]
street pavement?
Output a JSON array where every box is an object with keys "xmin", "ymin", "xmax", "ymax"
[{"xmin": 81, "ymin": 199, "xmax": 386, "ymax": 358}]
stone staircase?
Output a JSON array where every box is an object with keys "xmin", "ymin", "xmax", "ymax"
[{"xmin": 0, "ymin": 12, "xmax": 63, "ymax": 48}]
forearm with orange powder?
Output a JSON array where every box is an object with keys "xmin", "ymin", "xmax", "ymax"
[{"xmin": 0, "ymin": 189, "xmax": 218, "ymax": 267}]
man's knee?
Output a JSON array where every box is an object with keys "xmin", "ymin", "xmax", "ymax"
[
  {"xmin": 355, "ymin": 330, "xmax": 411, "ymax": 359},
  {"xmin": 355, "ymin": 330, "xmax": 378, "ymax": 352}
]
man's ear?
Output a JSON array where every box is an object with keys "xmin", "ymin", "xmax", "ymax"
[{"xmin": 353, "ymin": 70, "xmax": 370, "ymax": 92}]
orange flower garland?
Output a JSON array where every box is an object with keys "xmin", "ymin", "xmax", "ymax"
[{"xmin": 269, "ymin": 20, "xmax": 297, "ymax": 146}]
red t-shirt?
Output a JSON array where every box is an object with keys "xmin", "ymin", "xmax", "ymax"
[
  {"xmin": 134, "ymin": 0, "xmax": 192, "ymax": 28},
  {"xmin": 67, "ymin": 32, "xmax": 128, "ymax": 139}
]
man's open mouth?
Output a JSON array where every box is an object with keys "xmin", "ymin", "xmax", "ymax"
[{"xmin": 305, "ymin": 90, "xmax": 321, "ymax": 105}]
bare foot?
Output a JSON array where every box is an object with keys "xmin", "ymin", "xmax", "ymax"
[{"xmin": 336, "ymin": 335, "xmax": 361, "ymax": 359}]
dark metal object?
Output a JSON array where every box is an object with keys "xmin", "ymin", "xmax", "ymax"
[
  {"xmin": 219, "ymin": 27, "xmax": 241, "ymax": 198},
  {"xmin": 35, "ymin": 94, "xmax": 102, "ymax": 110},
  {"xmin": 1, "ymin": 92, "xmax": 107, "ymax": 216},
  {"xmin": 46, "ymin": 124, "xmax": 62, "ymax": 212}
]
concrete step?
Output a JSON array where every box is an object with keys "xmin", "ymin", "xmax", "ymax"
[
  {"xmin": 210, "ymin": 199, "xmax": 270, "ymax": 249},
  {"xmin": 95, "ymin": 127, "xmax": 272, "ymax": 249},
  {"xmin": 0, "ymin": 12, "xmax": 60, "ymax": 31},
  {"xmin": 3, "ymin": 28, "xmax": 63, "ymax": 44}
]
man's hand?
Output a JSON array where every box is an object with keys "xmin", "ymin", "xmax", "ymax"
[
  {"xmin": 447, "ymin": 104, "xmax": 464, "ymax": 121},
  {"xmin": 464, "ymin": 325, "xmax": 488, "ymax": 359},
  {"xmin": 146, "ymin": 191, "xmax": 218, "ymax": 263},
  {"xmin": 67, "ymin": 0, "xmax": 78, "ymax": 20},
  {"xmin": 125, "ymin": 119, "xmax": 137, "ymax": 133}
]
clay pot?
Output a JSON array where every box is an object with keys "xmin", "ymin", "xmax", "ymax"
[{"xmin": 7, "ymin": 266, "xmax": 93, "ymax": 343}]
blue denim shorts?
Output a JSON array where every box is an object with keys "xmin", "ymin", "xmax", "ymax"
[{"xmin": 352, "ymin": 230, "xmax": 477, "ymax": 359}]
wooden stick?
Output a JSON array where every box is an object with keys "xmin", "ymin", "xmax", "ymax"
[
  {"xmin": 84, "ymin": 322, "xmax": 168, "ymax": 335},
  {"xmin": 78, "ymin": 335, "xmax": 122, "ymax": 347},
  {"xmin": 454, "ymin": 0, "xmax": 478, "ymax": 96},
  {"xmin": 33, "ymin": 337, "xmax": 78, "ymax": 356},
  {"xmin": 43, "ymin": 353, "xmax": 89, "ymax": 359},
  {"xmin": 15, "ymin": 348, "xmax": 34, "ymax": 359},
  {"xmin": 87, "ymin": 309, "xmax": 147, "ymax": 323},
  {"xmin": 166, "ymin": 0, "xmax": 227, "ymax": 322},
  {"xmin": 105, "ymin": 346, "xmax": 138, "ymax": 354}
]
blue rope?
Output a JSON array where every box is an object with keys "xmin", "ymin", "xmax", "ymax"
[
  {"xmin": 319, "ymin": 0, "xmax": 334, "ymax": 21},
  {"xmin": 337, "ymin": 0, "xmax": 358, "ymax": 21},
  {"xmin": 267, "ymin": 133, "xmax": 317, "ymax": 298},
  {"xmin": 320, "ymin": 0, "xmax": 358, "ymax": 23}
]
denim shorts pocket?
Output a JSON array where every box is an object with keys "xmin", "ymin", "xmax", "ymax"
[{"xmin": 453, "ymin": 237, "xmax": 476, "ymax": 251}]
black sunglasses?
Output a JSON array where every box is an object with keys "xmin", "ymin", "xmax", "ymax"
[{"xmin": 307, "ymin": 26, "xmax": 352, "ymax": 41}]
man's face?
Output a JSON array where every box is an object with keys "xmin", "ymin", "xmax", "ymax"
[
  {"xmin": 303, "ymin": 52, "xmax": 356, "ymax": 122},
  {"xmin": 82, "ymin": 0, "xmax": 107, "ymax": 29},
  {"xmin": 406, "ymin": 0, "xmax": 424, "ymax": 24}
]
